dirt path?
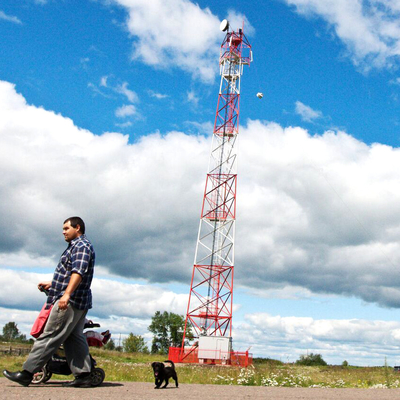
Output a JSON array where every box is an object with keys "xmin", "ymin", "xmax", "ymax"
[{"xmin": 2, "ymin": 378, "xmax": 400, "ymax": 399}]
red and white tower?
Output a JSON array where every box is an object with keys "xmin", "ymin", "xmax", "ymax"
[{"xmin": 170, "ymin": 20, "xmax": 252, "ymax": 365}]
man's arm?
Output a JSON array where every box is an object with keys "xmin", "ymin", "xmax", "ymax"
[{"xmin": 58, "ymin": 272, "xmax": 82, "ymax": 310}]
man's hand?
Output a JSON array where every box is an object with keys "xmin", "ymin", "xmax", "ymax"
[
  {"xmin": 58, "ymin": 272, "xmax": 82, "ymax": 310},
  {"xmin": 38, "ymin": 282, "xmax": 51, "ymax": 291},
  {"xmin": 58, "ymin": 293, "xmax": 71, "ymax": 310}
]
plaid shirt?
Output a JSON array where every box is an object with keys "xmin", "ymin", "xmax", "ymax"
[{"xmin": 47, "ymin": 234, "xmax": 95, "ymax": 310}]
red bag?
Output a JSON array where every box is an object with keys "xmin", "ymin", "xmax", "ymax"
[{"xmin": 30, "ymin": 303, "xmax": 53, "ymax": 338}]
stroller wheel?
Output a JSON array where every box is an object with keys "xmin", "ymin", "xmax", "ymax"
[
  {"xmin": 32, "ymin": 366, "xmax": 52, "ymax": 384},
  {"xmin": 90, "ymin": 367, "xmax": 105, "ymax": 387}
]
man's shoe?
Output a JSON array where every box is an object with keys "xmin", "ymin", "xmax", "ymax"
[
  {"xmin": 62, "ymin": 374, "xmax": 92, "ymax": 388},
  {"xmin": 3, "ymin": 370, "xmax": 33, "ymax": 387}
]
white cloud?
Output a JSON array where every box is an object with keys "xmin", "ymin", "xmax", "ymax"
[
  {"xmin": 295, "ymin": 101, "xmax": 323, "ymax": 122},
  {"xmin": 0, "ymin": 266, "xmax": 399, "ymax": 365},
  {"xmin": 0, "ymin": 250, "xmax": 54, "ymax": 269},
  {"xmin": 0, "ymin": 10, "xmax": 22, "ymax": 25},
  {"xmin": 92, "ymin": 278, "xmax": 188, "ymax": 318},
  {"xmin": 0, "ymin": 270, "xmax": 52, "ymax": 312},
  {"xmin": 2, "ymin": 79, "xmax": 400, "ymax": 313},
  {"xmin": 0, "ymin": 269, "xmax": 187, "ymax": 345},
  {"xmin": 187, "ymin": 89, "xmax": 199, "ymax": 106},
  {"xmin": 148, "ymin": 90, "xmax": 169, "ymax": 99},
  {"xmin": 389, "ymin": 77, "xmax": 400, "ymax": 86},
  {"xmin": 100, "ymin": 75, "xmax": 109, "ymax": 87},
  {"xmin": 284, "ymin": 0, "xmax": 400, "ymax": 71},
  {"xmin": 115, "ymin": 121, "xmax": 133, "ymax": 128},
  {"xmin": 233, "ymin": 313, "xmax": 400, "ymax": 365},
  {"xmin": 248, "ymin": 285, "xmax": 315, "ymax": 300},
  {"xmin": 184, "ymin": 120, "xmax": 213, "ymax": 136},
  {"xmin": 94, "ymin": 78, "xmax": 138, "ymax": 103},
  {"xmin": 94, "ymin": 78, "xmax": 140, "ymax": 117},
  {"xmin": 110, "ymin": 0, "xmax": 253, "ymax": 83},
  {"xmin": 0, "ymin": 79, "xmax": 206, "ymax": 284},
  {"xmin": 88, "ymin": 82, "xmax": 113, "ymax": 99},
  {"xmin": 115, "ymin": 104, "xmax": 138, "ymax": 117},
  {"xmin": 0, "ymin": 269, "xmax": 187, "ymax": 320},
  {"xmin": 4, "ymin": 80, "xmax": 400, "ymax": 364},
  {"xmin": 226, "ymin": 9, "xmax": 255, "ymax": 36},
  {"xmin": 237, "ymin": 120, "xmax": 400, "ymax": 309},
  {"xmin": 115, "ymin": 82, "xmax": 139, "ymax": 103}
]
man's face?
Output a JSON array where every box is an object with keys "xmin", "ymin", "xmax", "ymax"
[{"xmin": 63, "ymin": 221, "xmax": 80, "ymax": 242}]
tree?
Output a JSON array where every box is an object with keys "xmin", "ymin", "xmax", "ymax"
[
  {"xmin": 123, "ymin": 333, "xmax": 149, "ymax": 353},
  {"xmin": 1, "ymin": 322, "xmax": 26, "ymax": 342},
  {"xmin": 295, "ymin": 353, "xmax": 327, "ymax": 366},
  {"xmin": 148, "ymin": 311, "xmax": 191, "ymax": 354}
]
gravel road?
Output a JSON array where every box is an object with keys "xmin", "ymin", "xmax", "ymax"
[{"xmin": 2, "ymin": 378, "xmax": 400, "ymax": 399}]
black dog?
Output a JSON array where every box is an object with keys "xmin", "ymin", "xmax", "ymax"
[{"xmin": 151, "ymin": 360, "xmax": 178, "ymax": 389}]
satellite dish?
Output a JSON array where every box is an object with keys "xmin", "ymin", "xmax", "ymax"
[
  {"xmin": 256, "ymin": 92, "xmax": 263, "ymax": 99},
  {"xmin": 220, "ymin": 19, "xmax": 229, "ymax": 32}
]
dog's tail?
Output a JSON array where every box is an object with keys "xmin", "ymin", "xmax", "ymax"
[{"xmin": 164, "ymin": 359, "xmax": 175, "ymax": 368}]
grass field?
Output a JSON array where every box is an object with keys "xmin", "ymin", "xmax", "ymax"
[{"xmin": 1, "ymin": 346, "xmax": 400, "ymax": 388}]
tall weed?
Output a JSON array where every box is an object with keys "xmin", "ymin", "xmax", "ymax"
[{"xmin": 1, "ymin": 348, "xmax": 400, "ymax": 388}]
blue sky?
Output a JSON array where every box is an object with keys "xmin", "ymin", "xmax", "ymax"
[
  {"xmin": 4, "ymin": 0, "xmax": 400, "ymax": 146},
  {"xmin": 2, "ymin": 0, "xmax": 400, "ymax": 366}
]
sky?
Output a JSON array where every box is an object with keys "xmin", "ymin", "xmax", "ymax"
[{"xmin": 2, "ymin": 0, "xmax": 400, "ymax": 367}]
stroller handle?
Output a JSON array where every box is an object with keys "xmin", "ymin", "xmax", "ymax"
[
  {"xmin": 39, "ymin": 285, "xmax": 49, "ymax": 296},
  {"xmin": 84, "ymin": 322, "xmax": 101, "ymax": 329}
]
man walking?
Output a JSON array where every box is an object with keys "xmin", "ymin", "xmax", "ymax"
[{"xmin": 3, "ymin": 216, "xmax": 95, "ymax": 388}]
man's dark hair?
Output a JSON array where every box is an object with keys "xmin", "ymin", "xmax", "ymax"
[{"xmin": 64, "ymin": 216, "xmax": 85, "ymax": 234}]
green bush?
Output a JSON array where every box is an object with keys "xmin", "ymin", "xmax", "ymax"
[
  {"xmin": 296, "ymin": 353, "xmax": 327, "ymax": 366},
  {"xmin": 123, "ymin": 333, "xmax": 149, "ymax": 354}
]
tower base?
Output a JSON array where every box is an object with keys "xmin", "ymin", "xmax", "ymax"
[{"xmin": 168, "ymin": 345, "xmax": 252, "ymax": 367}]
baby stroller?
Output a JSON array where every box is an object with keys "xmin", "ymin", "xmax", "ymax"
[{"xmin": 31, "ymin": 319, "xmax": 111, "ymax": 387}]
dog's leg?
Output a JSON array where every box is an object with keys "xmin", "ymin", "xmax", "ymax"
[{"xmin": 162, "ymin": 378, "xmax": 169, "ymax": 388}]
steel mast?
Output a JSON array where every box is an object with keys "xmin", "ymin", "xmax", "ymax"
[{"xmin": 179, "ymin": 20, "xmax": 252, "ymax": 363}]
